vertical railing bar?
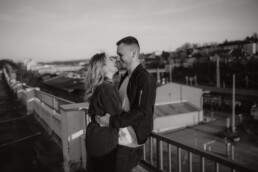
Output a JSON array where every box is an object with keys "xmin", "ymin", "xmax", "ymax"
[
  {"xmin": 177, "ymin": 147, "xmax": 182, "ymax": 172},
  {"xmin": 52, "ymin": 96, "xmax": 54, "ymax": 108},
  {"xmin": 143, "ymin": 143, "xmax": 146, "ymax": 161},
  {"xmin": 157, "ymin": 138, "xmax": 161, "ymax": 169},
  {"xmin": 201, "ymin": 156, "xmax": 205, "ymax": 172},
  {"xmin": 150, "ymin": 136, "xmax": 153, "ymax": 165},
  {"xmin": 188, "ymin": 152, "xmax": 192, "ymax": 172},
  {"xmin": 160, "ymin": 140, "xmax": 163, "ymax": 170},
  {"xmin": 215, "ymin": 162, "xmax": 219, "ymax": 172},
  {"xmin": 168, "ymin": 143, "xmax": 172, "ymax": 172}
]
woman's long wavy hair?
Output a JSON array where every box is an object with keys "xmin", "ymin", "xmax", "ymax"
[{"xmin": 84, "ymin": 53, "xmax": 107, "ymax": 102}]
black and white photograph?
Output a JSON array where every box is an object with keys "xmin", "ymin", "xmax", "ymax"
[{"xmin": 0, "ymin": 0, "xmax": 258, "ymax": 172}]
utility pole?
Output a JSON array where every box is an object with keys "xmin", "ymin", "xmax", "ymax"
[
  {"xmin": 157, "ymin": 68, "xmax": 160, "ymax": 83},
  {"xmin": 216, "ymin": 55, "xmax": 221, "ymax": 88},
  {"xmin": 246, "ymin": 76, "xmax": 249, "ymax": 88},
  {"xmin": 232, "ymin": 74, "xmax": 236, "ymax": 133},
  {"xmin": 169, "ymin": 59, "xmax": 173, "ymax": 82}
]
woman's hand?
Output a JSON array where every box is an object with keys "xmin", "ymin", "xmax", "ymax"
[{"xmin": 95, "ymin": 113, "xmax": 111, "ymax": 127}]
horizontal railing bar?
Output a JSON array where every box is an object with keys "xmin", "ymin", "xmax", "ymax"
[
  {"xmin": 150, "ymin": 133, "xmax": 255, "ymax": 172},
  {"xmin": 37, "ymin": 90, "xmax": 74, "ymax": 104}
]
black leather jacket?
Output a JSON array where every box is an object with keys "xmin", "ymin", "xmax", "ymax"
[{"xmin": 110, "ymin": 64, "xmax": 157, "ymax": 144}]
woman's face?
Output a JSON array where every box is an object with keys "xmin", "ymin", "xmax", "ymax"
[{"xmin": 104, "ymin": 56, "xmax": 118, "ymax": 76}]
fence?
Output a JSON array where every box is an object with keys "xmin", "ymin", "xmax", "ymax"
[{"xmin": 142, "ymin": 133, "xmax": 254, "ymax": 172}]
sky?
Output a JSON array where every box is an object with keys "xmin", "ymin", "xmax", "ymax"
[{"xmin": 0, "ymin": 0, "xmax": 257, "ymax": 62}]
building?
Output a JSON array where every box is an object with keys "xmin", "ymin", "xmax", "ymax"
[
  {"xmin": 196, "ymin": 40, "xmax": 258, "ymax": 57},
  {"xmin": 153, "ymin": 82, "xmax": 203, "ymax": 133},
  {"xmin": 25, "ymin": 58, "xmax": 38, "ymax": 70}
]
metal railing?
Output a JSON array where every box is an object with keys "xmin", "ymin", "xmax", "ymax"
[{"xmin": 142, "ymin": 132, "xmax": 255, "ymax": 172}]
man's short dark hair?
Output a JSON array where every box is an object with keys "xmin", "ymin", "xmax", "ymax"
[{"xmin": 116, "ymin": 36, "xmax": 140, "ymax": 48}]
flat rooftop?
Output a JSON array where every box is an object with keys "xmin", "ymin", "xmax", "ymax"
[{"xmin": 154, "ymin": 102, "xmax": 199, "ymax": 118}]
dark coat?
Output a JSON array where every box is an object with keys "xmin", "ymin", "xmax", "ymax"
[
  {"xmin": 86, "ymin": 78, "xmax": 122, "ymax": 157},
  {"xmin": 110, "ymin": 64, "xmax": 157, "ymax": 144}
]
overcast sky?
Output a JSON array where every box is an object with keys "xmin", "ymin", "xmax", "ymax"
[{"xmin": 0, "ymin": 0, "xmax": 257, "ymax": 62}]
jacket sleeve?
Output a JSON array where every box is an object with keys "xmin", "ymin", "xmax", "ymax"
[{"xmin": 109, "ymin": 74, "xmax": 156, "ymax": 128}]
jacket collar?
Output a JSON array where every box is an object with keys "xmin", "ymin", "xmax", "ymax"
[
  {"xmin": 130, "ymin": 64, "xmax": 143, "ymax": 79},
  {"xmin": 119, "ymin": 64, "xmax": 143, "ymax": 88},
  {"xmin": 124, "ymin": 64, "xmax": 143, "ymax": 79}
]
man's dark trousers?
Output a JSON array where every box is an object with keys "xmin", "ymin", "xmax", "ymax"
[{"xmin": 115, "ymin": 145, "xmax": 143, "ymax": 172}]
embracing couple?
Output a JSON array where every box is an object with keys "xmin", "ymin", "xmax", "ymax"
[{"xmin": 84, "ymin": 36, "xmax": 157, "ymax": 172}]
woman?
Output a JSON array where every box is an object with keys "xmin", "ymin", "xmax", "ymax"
[{"xmin": 84, "ymin": 52, "xmax": 122, "ymax": 172}]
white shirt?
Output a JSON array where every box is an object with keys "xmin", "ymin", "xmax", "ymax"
[{"xmin": 118, "ymin": 76, "xmax": 141, "ymax": 147}]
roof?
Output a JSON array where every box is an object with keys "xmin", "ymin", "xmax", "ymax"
[
  {"xmin": 43, "ymin": 75, "xmax": 83, "ymax": 92},
  {"xmin": 154, "ymin": 102, "xmax": 199, "ymax": 118}
]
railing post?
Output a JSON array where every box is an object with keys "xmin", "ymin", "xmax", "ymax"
[
  {"xmin": 226, "ymin": 142, "xmax": 231, "ymax": 158},
  {"xmin": 157, "ymin": 140, "xmax": 163, "ymax": 170},
  {"xmin": 150, "ymin": 137, "xmax": 153, "ymax": 165},
  {"xmin": 157, "ymin": 139, "xmax": 160, "ymax": 169},
  {"xmin": 231, "ymin": 145, "xmax": 234, "ymax": 160},
  {"xmin": 201, "ymin": 156, "xmax": 205, "ymax": 172},
  {"xmin": 188, "ymin": 152, "xmax": 192, "ymax": 172},
  {"xmin": 215, "ymin": 162, "xmax": 219, "ymax": 172},
  {"xmin": 168, "ymin": 144, "xmax": 172, "ymax": 172},
  {"xmin": 81, "ymin": 111, "xmax": 87, "ymax": 169},
  {"xmin": 143, "ymin": 143, "xmax": 146, "ymax": 161},
  {"xmin": 177, "ymin": 147, "xmax": 182, "ymax": 172}
]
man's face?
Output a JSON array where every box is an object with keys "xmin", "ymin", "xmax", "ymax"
[{"xmin": 116, "ymin": 43, "xmax": 133, "ymax": 70}]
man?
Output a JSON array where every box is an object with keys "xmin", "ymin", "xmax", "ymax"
[{"xmin": 96, "ymin": 36, "xmax": 156, "ymax": 172}]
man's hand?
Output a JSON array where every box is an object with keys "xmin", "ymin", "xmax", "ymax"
[{"xmin": 95, "ymin": 113, "xmax": 111, "ymax": 127}]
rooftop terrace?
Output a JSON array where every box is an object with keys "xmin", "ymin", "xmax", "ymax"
[{"xmin": 1, "ymin": 67, "xmax": 256, "ymax": 172}]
